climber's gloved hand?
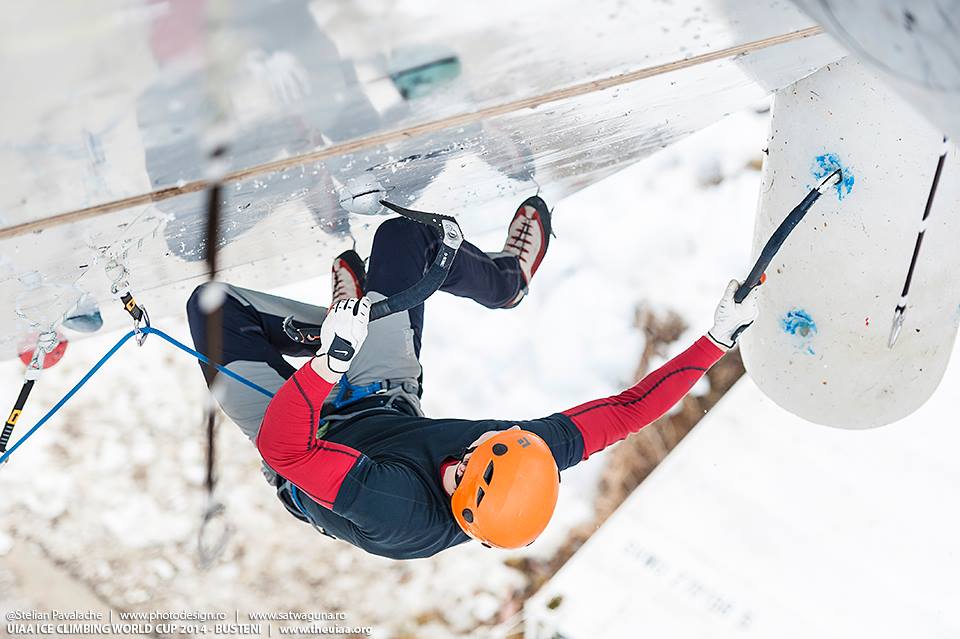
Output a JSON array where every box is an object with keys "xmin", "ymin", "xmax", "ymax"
[
  {"xmin": 707, "ymin": 279, "xmax": 760, "ymax": 350},
  {"xmin": 313, "ymin": 297, "xmax": 371, "ymax": 379}
]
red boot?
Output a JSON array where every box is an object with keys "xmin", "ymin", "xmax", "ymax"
[
  {"xmin": 499, "ymin": 195, "xmax": 552, "ymax": 308},
  {"xmin": 331, "ymin": 250, "xmax": 366, "ymax": 305}
]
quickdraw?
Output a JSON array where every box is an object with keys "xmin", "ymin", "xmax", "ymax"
[
  {"xmin": 105, "ymin": 256, "xmax": 151, "ymax": 346},
  {"xmin": 0, "ymin": 331, "xmax": 60, "ymax": 457}
]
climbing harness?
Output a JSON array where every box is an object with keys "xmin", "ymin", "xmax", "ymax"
[
  {"xmin": 332, "ymin": 378, "xmax": 386, "ymax": 409},
  {"xmin": 888, "ymin": 136, "xmax": 949, "ymax": 349},
  {"xmin": 328, "ymin": 377, "xmax": 421, "ymax": 411},
  {"xmin": 729, "ymin": 168, "xmax": 843, "ymax": 341}
]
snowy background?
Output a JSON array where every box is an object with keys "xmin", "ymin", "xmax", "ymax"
[
  {"xmin": 527, "ymin": 328, "xmax": 960, "ymax": 638},
  {"xmin": 0, "ymin": 105, "xmax": 767, "ymax": 638}
]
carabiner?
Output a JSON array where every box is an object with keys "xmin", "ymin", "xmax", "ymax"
[
  {"xmin": 196, "ymin": 496, "xmax": 233, "ymax": 568},
  {"xmin": 133, "ymin": 306, "xmax": 151, "ymax": 346}
]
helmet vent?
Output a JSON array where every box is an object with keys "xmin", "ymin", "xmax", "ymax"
[
  {"xmin": 483, "ymin": 461, "xmax": 494, "ymax": 484},
  {"xmin": 492, "ymin": 443, "xmax": 508, "ymax": 456},
  {"xmin": 476, "ymin": 486, "xmax": 486, "ymax": 505},
  {"xmin": 462, "ymin": 508, "xmax": 474, "ymax": 523}
]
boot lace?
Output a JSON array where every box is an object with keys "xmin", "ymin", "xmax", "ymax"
[
  {"xmin": 506, "ymin": 216, "xmax": 534, "ymax": 259},
  {"xmin": 332, "ymin": 264, "xmax": 354, "ymax": 303}
]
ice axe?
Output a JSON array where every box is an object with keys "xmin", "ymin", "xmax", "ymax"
[
  {"xmin": 282, "ymin": 200, "xmax": 464, "ymax": 343},
  {"xmin": 368, "ymin": 200, "xmax": 464, "ymax": 321},
  {"xmin": 0, "ymin": 331, "xmax": 67, "ymax": 457},
  {"xmin": 730, "ymin": 168, "xmax": 843, "ymax": 340}
]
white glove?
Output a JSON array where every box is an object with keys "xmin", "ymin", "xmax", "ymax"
[
  {"xmin": 708, "ymin": 279, "xmax": 760, "ymax": 350},
  {"xmin": 316, "ymin": 297, "xmax": 371, "ymax": 376}
]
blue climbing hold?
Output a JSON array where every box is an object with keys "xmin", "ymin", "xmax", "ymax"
[
  {"xmin": 813, "ymin": 153, "xmax": 855, "ymax": 200},
  {"xmin": 782, "ymin": 308, "xmax": 818, "ymax": 355}
]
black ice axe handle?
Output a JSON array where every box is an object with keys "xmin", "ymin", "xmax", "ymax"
[
  {"xmin": 282, "ymin": 200, "xmax": 464, "ymax": 344},
  {"xmin": 733, "ymin": 169, "xmax": 842, "ymax": 304},
  {"xmin": 370, "ymin": 200, "xmax": 463, "ymax": 321}
]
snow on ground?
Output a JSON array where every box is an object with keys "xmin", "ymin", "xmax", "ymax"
[
  {"xmin": 0, "ymin": 105, "xmax": 768, "ymax": 638},
  {"xmin": 527, "ymin": 332, "xmax": 960, "ymax": 638}
]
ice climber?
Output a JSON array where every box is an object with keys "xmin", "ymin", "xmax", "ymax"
[{"xmin": 187, "ymin": 195, "xmax": 760, "ymax": 559}]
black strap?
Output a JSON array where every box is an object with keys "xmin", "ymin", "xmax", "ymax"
[
  {"xmin": 370, "ymin": 201, "xmax": 463, "ymax": 321},
  {"xmin": 0, "ymin": 379, "xmax": 35, "ymax": 453},
  {"xmin": 321, "ymin": 392, "xmax": 420, "ymax": 420}
]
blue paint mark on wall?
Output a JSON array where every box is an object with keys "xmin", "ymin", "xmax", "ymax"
[
  {"xmin": 813, "ymin": 153, "xmax": 855, "ymax": 200},
  {"xmin": 782, "ymin": 308, "xmax": 818, "ymax": 355}
]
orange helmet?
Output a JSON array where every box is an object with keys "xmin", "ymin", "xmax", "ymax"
[{"xmin": 451, "ymin": 430, "xmax": 559, "ymax": 549}]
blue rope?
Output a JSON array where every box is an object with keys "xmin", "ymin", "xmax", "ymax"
[
  {"xmin": 0, "ymin": 325, "xmax": 275, "ymax": 465},
  {"xmin": 140, "ymin": 327, "xmax": 274, "ymax": 398}
]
